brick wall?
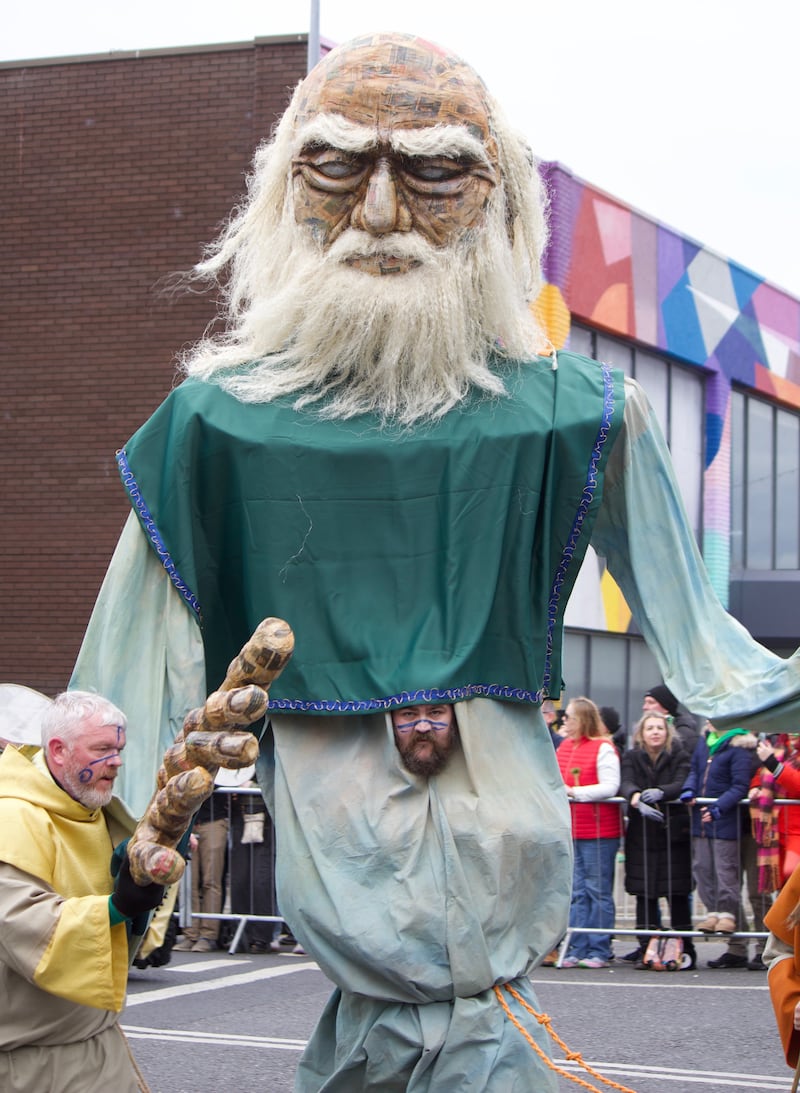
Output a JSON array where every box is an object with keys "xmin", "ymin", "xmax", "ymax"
[{"xmin": 1, "ymin": 38, "xmax": 309, "ymax": 694}]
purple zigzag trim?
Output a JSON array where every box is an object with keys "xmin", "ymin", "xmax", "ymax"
[
  {"xmin": 116, "ymin": 449, "xmax": 202, "ymax": 617},
  {"xmin": 541, "ymin": 362, "xmax": 616, "ymax": 693},
  {"xmin": 268, "ymin": 682, "xmax": 544, "ymax": 713}
]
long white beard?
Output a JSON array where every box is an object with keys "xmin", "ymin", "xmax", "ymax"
[{"xmin": 185, "ymin": 194, "xmax": 543, "ymax": 425}]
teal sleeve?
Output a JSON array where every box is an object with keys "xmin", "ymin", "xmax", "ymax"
[
  {"xmin": 592, "ymin": 378, "xmax": 800, "ymax": 732},
  {"xmin": 70, "ymin": 511, "xmax": 206, "ymax": 818}
]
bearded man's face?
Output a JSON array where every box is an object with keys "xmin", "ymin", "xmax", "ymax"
[
  {"xmin": 48, "ymin": 713, "xmax": 125, "ymax": 810},
  {"xmin": 392, "ymin": 703, "xmax": 458, "ymax": 777},
  {"xmin": 290, "ymin": 37, "xmax": 499, "ymax": 271}
]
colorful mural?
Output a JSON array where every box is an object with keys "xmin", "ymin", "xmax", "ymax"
[{"xmin": 538, "ymin": 162, "xmax": 800, "ymax": 620}]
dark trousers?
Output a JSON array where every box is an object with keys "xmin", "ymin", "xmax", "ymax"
[
  {"xmin": 229, "ymin": 810, "xmax": 278, "ymax": 947},
  {"xmin": 636, "ymin": 894, "xmax": 696, "ymax": 960}
]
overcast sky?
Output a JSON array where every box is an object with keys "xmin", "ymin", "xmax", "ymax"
[{"xmin": 5, "ymin": 0, "xmax": 799, "ymax": 300}]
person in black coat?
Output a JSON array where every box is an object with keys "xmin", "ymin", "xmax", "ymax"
[{"xmin": 620, "ymin": 711, "xmax": 694, "ymax": 967}]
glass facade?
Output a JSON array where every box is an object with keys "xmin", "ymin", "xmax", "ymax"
[
  {"xmin": 560, "ymin": 326, "xmax": 706, "ymax": 721},
  {"xmin": 731, "ymin": 389, "xmax": 800, "ymax": 571},
  {"xmin": 578, "ymin": 325, "xmax": 705, "ymax": 538},
  {"xmin": 560, "ymin": 334, "xmax": 800, "ymax": 719}
]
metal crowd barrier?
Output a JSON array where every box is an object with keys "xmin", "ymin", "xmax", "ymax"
[
  {"xmin": 554, "ymin": 795, "xmax": 800, "ymax": 964},
  {"xmin": 174, "ymin": 787, "xmax": 797, "ymax": 958},
  {"xmin": 176, "ymin": 785, "xmax": 284, "ymax": 955}
]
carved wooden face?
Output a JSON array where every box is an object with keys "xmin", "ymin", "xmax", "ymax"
[{"xmin": 291, "ymin": 34, "xmax": 499, "ymax": 273}]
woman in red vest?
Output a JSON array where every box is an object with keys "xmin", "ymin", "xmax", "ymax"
[{"xmin": 557, "ymin": 696, "xmax": 622, "ymax": 967}]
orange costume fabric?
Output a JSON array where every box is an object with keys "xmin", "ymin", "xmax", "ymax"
[{"xmin": 765, "ymin": 865, "xmax": 800, "ymax": 1066}]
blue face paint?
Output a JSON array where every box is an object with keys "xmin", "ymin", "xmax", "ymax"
[
  {"xmin": 394, "ymin": 717, "xmax": 450, "ymax": 734},
  {"xmin": 78, "ymin": 752, "xmax": 121, "ymax": 782},
  {"xmin": 77, "ymin": 726, "xmax": 125, "ymax": 783}
]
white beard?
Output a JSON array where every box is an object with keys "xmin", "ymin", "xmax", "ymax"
[
  {"xmin": 60, "ymin": 767, "xmax": 116, "ymax": 810},
  {"xmin": 185, "ymin": 190, "xmax": 544, "ymax": 425}
]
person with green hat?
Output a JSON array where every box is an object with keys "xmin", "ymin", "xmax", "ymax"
[{"xmin": 680, "ymin": 720, "xmax": 757, "ymax": 966}]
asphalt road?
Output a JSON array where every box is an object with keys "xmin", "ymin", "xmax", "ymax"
[{"xmin": 124, "ymin": 938, "xmax": 790, "ymax": 1093}]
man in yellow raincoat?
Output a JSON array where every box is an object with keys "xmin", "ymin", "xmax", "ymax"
[{"xmin": 0, "ymin": 690, "xmax": 163, "ymax": 1093}]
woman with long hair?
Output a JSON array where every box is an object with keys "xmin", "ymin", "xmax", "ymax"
[
  {"xmin": 620, "ymin": 711, "xmax": 695, "ymax": 969},
  {"xmin": 556, "ymin": 696, "xmax": 622, "ymax": 968}
]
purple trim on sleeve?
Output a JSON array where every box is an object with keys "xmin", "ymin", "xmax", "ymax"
[
  {"xmin": 116, "ymin": 449, "xmax": 202, "ymax": 618},
  {"xmin": 267, "ymin": 683, "xmax": 545, "ymax": 713},
  {"xmin": 541, "ymin": 360, "xmax": 617, "ymax": 695}
]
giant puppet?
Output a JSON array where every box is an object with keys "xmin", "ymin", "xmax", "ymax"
[{"xmin": 73, "ymin": 32, "xmax": 800, "ymax": 1091}]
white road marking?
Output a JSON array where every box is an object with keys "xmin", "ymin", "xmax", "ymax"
[
  {"xmin": 531, "ymin": 976, "xmax": 769, "ymax": 993},
  {"xmin": 122, "ymin": 1025, "xmax": 306, "ymax": 1051},
  {"xmin": 120, "ymin": 1027, "xmax": 790, "ymax": 1089},
  {"xmin": 124, "ymin": 961, "xmax": 320, "ymax": 1007},
  {"xmin": 560, "ymin": 1061, "xmax": 788, "ymax": 1089},
  {"xmin": 165, "ymin": 958, "xmax": 243, "ymax": 974}
]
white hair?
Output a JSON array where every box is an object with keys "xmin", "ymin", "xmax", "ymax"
[
  {"xmin": 41, "ymin": 690, "xmax": 127, "ymax": 748},
  {"xmin": 180, "ymin": 72, "xmax": 550, "ymax": 425}
]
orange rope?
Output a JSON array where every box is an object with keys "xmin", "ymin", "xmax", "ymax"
[{"xmin": 493, "ymin": 983, "xmax": 638, "ymax": 1093}]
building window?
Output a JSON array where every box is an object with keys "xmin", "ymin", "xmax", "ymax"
[
  {"xmin": 731, "ymin": 389, "xmax": 800, "ymax": 571},
  {"xmin": 572, "ymin": 325, "xmax": 705, "ymax": 539},
  {"xmin": 562, "ymin": 630, "xmax": 662, "ymax": 746}
]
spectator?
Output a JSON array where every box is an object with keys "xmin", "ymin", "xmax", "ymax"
[
  {"xmin": 173, "ymin": 786, "xmax": 229, "ymax": 953},
  {"xmin": 643, "ymin": 684, "xmax": 700, "ymax": 756},
  {"xmin": 542, "ymin": 699, "xmax": 563, "ymax": 750},
  {"xmin": 707, "ymin": 729, "xmax": 772, "ymax": 972},
  {"xmin": 220, "ymin": 766, "xmax": 278, "ymax": 955},
  {"xmin": 0, "ymin": 690, "xmax": 162, "ymax": 1091},
  {"xmin": 755, "ymin": 733, "xmax": 800, "ymax": 884},
  {"xmin": 600, "ymin": 705, "xmax": 626, "ymax": 755},
  {"xmin": 680, "ymin": 720, "xmax": 757, "ymax": 967},
  {"xmin": 735, "ymin": 804, "xmax": 773, "ymax": 971},
  {"xmin": 556, "ymin": 697, "xmax": 622, "ymax": 968},
  {"xmin": 620, "ymin": 711, "xmax": 694, "ymax": 968},
  {"xmin": 734, "ymin": 731, "xmax": 800, "ymax": 972}
]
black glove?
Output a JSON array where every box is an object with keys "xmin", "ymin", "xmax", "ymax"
[
  {"xmin": 638, "ymin": 801, "xmax": 665, "ymax": 823},
  {"xmin": 111, "ymin": 854, "xmax": 165, "ymax": 920},
  {"xmin": 640, "ymin": 788, "xmax": 664, "ymax": 805}
]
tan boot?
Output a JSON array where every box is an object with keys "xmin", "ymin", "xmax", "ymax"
[
  {"xmin": 696, "ymin": 912, "xmax": 719, "ymax": 933},
  {"xmin": 716, "ymin": 913, "xmax": 736, "ymax": 934}
]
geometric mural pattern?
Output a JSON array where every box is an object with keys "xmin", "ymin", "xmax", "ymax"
[{"xmin": 538, "ymin": 162, "xmax": 800, "ymax": 615}]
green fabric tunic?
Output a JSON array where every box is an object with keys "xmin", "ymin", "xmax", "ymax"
[{"xmin": 119, "ymin": 353, "xmax": 624, "ymax": 708}]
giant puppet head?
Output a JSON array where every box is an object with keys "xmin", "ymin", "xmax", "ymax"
[
  {"xmin": 184, "ymin": 33, "xmax": 548, "ymax": 423},
  {"xmin": 290, "ymin": 35, "xmax": 501, "ymax": 264}
]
